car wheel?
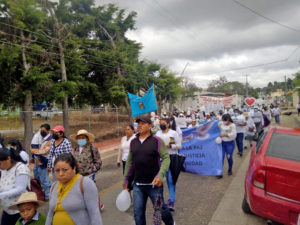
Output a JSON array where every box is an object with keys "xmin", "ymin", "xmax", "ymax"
[{"xmin": 242, "ymin": 196, "xmax": 252, "ymax": 214}]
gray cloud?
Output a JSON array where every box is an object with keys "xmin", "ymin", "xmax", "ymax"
[{"xmin": 96, "ymin": 0, "xmax": 300, "ymax": 88}]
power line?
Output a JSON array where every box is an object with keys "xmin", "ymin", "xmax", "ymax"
[
  {"xmin": 0, "ymin": 20, "xmax": 115, "ymax": 43},
  {"xmin": 0, "ymin": 39, "xmax": 139, "ymax": 73},
  {"xmin": 182, "ymin": 45, "xmax": 300, "ymax": 76},
  {"xmin": 0, "ymin": 29, "xmax": 129, "ymax": 64},
  {"xmin": 230, "ymin": 0, "xmax": 300, "ymax": 33}
]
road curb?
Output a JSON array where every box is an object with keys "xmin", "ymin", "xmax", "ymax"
[{"xmin": 208, "ymin": 150, "xmax": 266, "ymax": 225}]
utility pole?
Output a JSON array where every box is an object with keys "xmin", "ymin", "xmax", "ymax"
[
  {"xmin": 245, "ymin": 75, "xmax": 248, "ymax": 97},
  {"xmin": 284, "ymin": 75, "xmax": 288, "ymax": 107}
]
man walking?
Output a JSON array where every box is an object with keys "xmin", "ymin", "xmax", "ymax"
[
  {"xmin": 30, "ymin": 124, "xmax": 53, "ymax": 200},
  {"xmin": 123, "ymin": 117, "xmax": 175, "ymax": 225},
  {"xmin": 232, "ymin": 109, "xmax": 246, "ymax": 157},
  {"xmin": 273, "ymin": 105, "xmax": 281, "ymax": 124}
]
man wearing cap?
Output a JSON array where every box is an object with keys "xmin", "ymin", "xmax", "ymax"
[
  {"xmin": 47, "ymin": 125, "xmax": 72, "ymax": 181},
  {"xmin": 123, "ymin": 117, "xmax": 175, "ymax": 225}
]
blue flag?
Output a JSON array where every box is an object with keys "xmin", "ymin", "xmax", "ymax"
[
  {"xmin": 179, "ymin": 120, "xmax": 223, "ymax": 176},
  {"xmin": 128, "ymin": 85, "xmax": 158, "ymax": 117}
]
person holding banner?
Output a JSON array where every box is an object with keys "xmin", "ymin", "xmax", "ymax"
[
  {"xmin": 156, "ymin": 118, "xmax": 182, "ymax": 211},
  {"xmin": 218, "ymin": 114, "xmax": 237, "ymax": 178}
]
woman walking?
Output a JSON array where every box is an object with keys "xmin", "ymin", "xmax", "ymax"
[
  {"xmin": 156, "ymin": 118, "xmax": 182, "ymax": 211},
  {"xmin": 117, "ymin": 125, "xmax": 135, "ymax": 192},
  {"xmin": 117, "ymin": 125, "xmax": 135, "ymax": 172},
  {"xmin": 218, "ymin": 114, "xmax": 237, "ymax": 178},
  {"xmin": 0, "ymin": 148, "xmax": 30, "ymax": 225},
  {"xmin": 47, "ymin": 126, "xmax": 72, "ymax": 181},
  {"xmin": 46, "ymin": 153, "xmax": 103, "ymax": 225},
  {"xmin": 71, "ymin": 129, "xmax": 104, "ymax": 210}
]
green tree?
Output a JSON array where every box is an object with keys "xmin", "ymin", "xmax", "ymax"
[{"xmin": 0, "ymin": 0, "xmax": 49, "ymax": 151}]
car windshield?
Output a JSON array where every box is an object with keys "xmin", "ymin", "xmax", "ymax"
[{"xmin": 265, "ymin": 132, "xmax": 300, "ymax": 162}]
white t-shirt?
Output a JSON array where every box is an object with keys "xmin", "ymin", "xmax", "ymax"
[
  {"xmin": 120, "ymin": 135, "xmax": 135, "ymax": 161},
  {"xmin": 20, "ymin": 151, "xmax": 29, "ymax": 167},
  {"xmin": 263, "ymin": 110, "xmax": 272, "ymax": 120},
  {"xmin": 272, "ymin": 108, "xmax": 280, "ymax": 116},
  {"xmin": 0, "ymin": 162, "xmax": 30, "ymax": 214},
  {"xmin": 245, "ymin": 118, "xmax": 256, "ymax": 135},
  {"xmin": 156, "ymin": 129, "xmax": 182, "ymax": 155},
  {"xmin": 232, "ymin": 115, "xmax": 246, "ymax": 133},
  {"xmin": 218, "ymin": 122, "xmax": 237, "ymax": 142}
]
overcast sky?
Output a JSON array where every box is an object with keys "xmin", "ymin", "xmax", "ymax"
[{"xmin": 96, "ymin": 0, "xmax": 300, "ymax": 89}]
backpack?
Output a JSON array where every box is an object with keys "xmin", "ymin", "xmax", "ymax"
[
  {"xmin": 27, "ymin": 178, "xmax": 45, "ymax": 201},
  {"xmin": 15, "ymin": 164, "xmax": 45, "ymax": 201}
]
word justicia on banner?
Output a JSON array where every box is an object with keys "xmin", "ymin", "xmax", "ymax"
[{"xmin": 179, "ymin": 120, "xmax": 223, "ymax": 176}]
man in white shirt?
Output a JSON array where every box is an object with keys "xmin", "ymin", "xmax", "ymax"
[
  {"xmin": 273, "ymin": 105, "xmax": 281, "ymax": 124},
  {"xmin": 232, "ymin": 109, "xmax": 247, "ymax": 157}
]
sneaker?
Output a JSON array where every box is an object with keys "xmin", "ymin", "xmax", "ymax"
[
  {"xmin": 239, "ymin": 152, "xmax": 243, "ymax": 157},
  {"xmin": 100, "ymin": 202, "xmax": 104, "ymax": 211},
  {"xmin": 228, "ymin": 170, "xmax": 232, "ymax": 176},
  {"xmin": 168, "ymin": 201, "xmax": 175, "ymax": 211},
  {"xmin": 244, "ymin": 146, "xmax": 247, "ymax": 149}
]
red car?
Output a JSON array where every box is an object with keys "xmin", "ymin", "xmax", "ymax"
[{"xmin": 243, "ymin": 125, "xmax": 300, "ymax": 225}]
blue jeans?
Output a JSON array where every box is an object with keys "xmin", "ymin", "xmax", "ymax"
[
  {"xmin": 33, "ymin": 165, "xmax": 52, "ymax": 200},
  {"xmin": 222, "ymin": 141, "xmax": 235, "ymax": 172},
  {"xmin": 166, "ymin": 170, "xmax": 176, "ymax": 202},
  {"xmin": 274, "ymin": 115, "xmax": 280, "ymax": 124},
  {"xmin": 51, "ymin": 169, "xmax": 57, "ymax": 182},
  {"xmin": 133, "ymin": 183, "xmax": 174, "ymax": 225},
  {"xmin": 235, "ymin": 133, "xmax": 244, "ymax": 154}
]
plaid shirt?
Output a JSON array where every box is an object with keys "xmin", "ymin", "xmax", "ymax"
[{"xmin": 47, "ymin": 138, "xmax": 72, "ymax": 168}]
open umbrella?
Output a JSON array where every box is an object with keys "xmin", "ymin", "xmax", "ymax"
[{"xmin": 169, "ymin": 154, "xmax": 186, "ymax": 185}]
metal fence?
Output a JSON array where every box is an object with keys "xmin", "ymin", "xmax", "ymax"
[{"xmin": 0, "ymin": 107, "xmax": 130, "ymax": 143}]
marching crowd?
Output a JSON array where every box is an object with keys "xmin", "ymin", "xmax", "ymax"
[{"xmin": 0, "ymin": 103, "xmax": 280, "ymax": 225}]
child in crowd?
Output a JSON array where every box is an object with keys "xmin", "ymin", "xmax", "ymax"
[{"xmin": 9, "ymin": 192, "xmax": 46, "ymax": 225}]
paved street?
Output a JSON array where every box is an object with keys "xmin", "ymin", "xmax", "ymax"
[{"xmin": 7, "ymin": 114, "xmax": 300, "ymax": 225}]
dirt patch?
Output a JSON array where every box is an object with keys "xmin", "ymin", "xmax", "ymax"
[{"xmin": 0, "ymin": 113, "xmax": 131, "ymax": 146}]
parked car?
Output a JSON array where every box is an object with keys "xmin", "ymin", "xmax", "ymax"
[
  {"xmin": 33, "ymin": 107, "xmax": 62, "ymax": 119},
  {"xmin": 243, "ymin": 126, "xmax": 300, "ymax": 225}
]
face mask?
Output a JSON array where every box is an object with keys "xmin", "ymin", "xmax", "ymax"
[
  {"xmin": 223, "ymin": 121, "xmax": 229, "ymax": 125},
  {"xmin": 254, "ymin": 109, "xmax": 258, "ymax": 112},
  {"xmin": 234, "ymin": 113, "xmax": 239, "ymax": 117},
  {"xmin": 40, "ymin": 131, "xmax": 47, "ymax": 137},
  {"xmin": 77, "ymin": 139, "xmax": 87, "ymax": 146},
  {"xmin": 52, "ymin": 134, "xmax": 59, "ymax": 140},
  {"xmin": 160, "ymin": 124, "xmax": 167, "ymax": 130}
]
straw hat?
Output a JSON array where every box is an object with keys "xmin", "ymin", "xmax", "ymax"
[
  {"xmin": 70, "ymin": 129, "xmax": 95, "ymax": 143},
  {"xmin": 9, "ymin": 192, "xmax": 44, "ymax": 210}
]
